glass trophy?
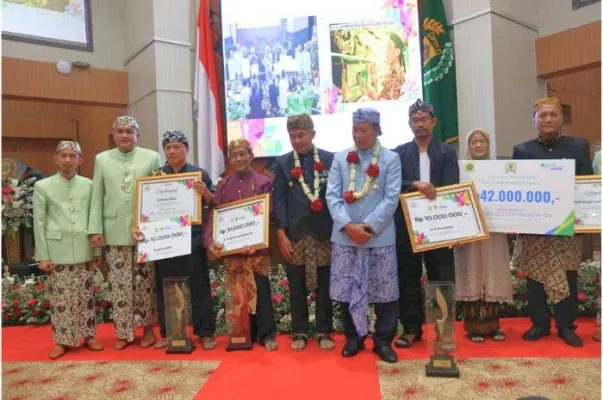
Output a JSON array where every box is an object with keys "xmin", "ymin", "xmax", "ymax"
[
  {"xmin": 163, "ymin": 277, "xmax": 196, "ymax": 354},
  {"xmin": 424, "ymin": 282, "xmax": 460, "ymax": 378},
  {"xmin": 225, "ymin": 273, "xmax": 252, "ymax": 351}
]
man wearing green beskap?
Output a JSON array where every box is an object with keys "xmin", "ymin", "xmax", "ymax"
[
  {"xmin": 88, "ymin": 116, "xmax": 162, "ymax": 350},
  {"xmin": 33, "ymin": 141, "xmax": 104, "ymax": 359}
]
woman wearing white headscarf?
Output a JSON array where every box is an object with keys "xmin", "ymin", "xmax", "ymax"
[{"xmin": 454, "ymin": 129, "xmax": 513, "ymax": 342}]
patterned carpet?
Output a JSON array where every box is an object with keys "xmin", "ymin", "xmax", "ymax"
[
  {"xmin": 2, "ymin": 360, "xmax": 219, "ymax": 400},
  {"xmin": 377, "ymin": 357, "xmax": 601, "ymax": 400}
]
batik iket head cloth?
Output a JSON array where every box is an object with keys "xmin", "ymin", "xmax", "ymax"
[
  {"xmin": 228, "ymin": 138, "xmax": 253, "ymax": 155},
  {"xmin": 287, "ymin": 114, "xmax": 314, "ymax": 131},
  {"xmin": 408, "ymin": 98, "xmax": 435, "ymax": 119},
  {"xmin": 113, "ymin": 115, "xmax": 140, "ymax": 131},
  {"xmin": 353, "ymin": 107, "xmax": 382, "ymax": 136},
  {"xmin": 162, "ymin": 130, "xmax": 189, "ymax": 148},
  {"xmin": 56, "ymin": 140, "xmax": 82, "ymax": 155},
  {"xmin": 533, "ymin": 96, "xmax": 562, "ymax": 115}
]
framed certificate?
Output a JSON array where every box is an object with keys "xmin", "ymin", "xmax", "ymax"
[
  {"xmin": 575, "ymin": 175, "xmax": 601, "ymax": 233},
  {"xmin": 400, "ymin": 182, "xmax": 490, "ymax": 253},
  {"xmin": 212, "ymin": 193, "xmax": 270, "ymax": 257},
  {"xmin": 134, "ymin": 172, "xmax": 203, "ymax": 225}
]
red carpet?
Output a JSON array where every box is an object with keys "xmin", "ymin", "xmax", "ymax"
[{"xmin": 2, "ymin": 318, "xmax": 600, "ymax": 399}]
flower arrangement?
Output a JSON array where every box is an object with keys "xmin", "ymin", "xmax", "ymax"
[
  {"xmin": 1, "ymin": 266, "xmax": 111, "ymax": 325},
  {"xmin": 2, "ymin": 175, "xmax": 37, "ymax": 235},
  {"xmin": 3, "ymin": 261, "xmax": 600, "ymax": 329}
]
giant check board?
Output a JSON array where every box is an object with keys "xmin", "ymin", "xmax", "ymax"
[{"xmin": 459, "ymin": 160, "xmax": 575, "ymax": 235}]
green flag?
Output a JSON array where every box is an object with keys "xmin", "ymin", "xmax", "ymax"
[{"xmin": 420, "ymin": 0, "xmax": 458, "ymax": 144}]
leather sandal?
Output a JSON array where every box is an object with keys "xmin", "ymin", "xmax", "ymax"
[
  {"xmin": 201, "ymin": 337, "xmax": 217, "ymax": 350},
  {"xmin": 468, "ymin": 332, "xmax": 485, "ymax": 343},
  {"xmin": 490, "ymin": 330, "xmax": 505, "ymax": 342},
  {"xmin": 49, "ymin": 345, "xmax": 67, "ymax": 360},
  {"xmin": 394, "ymin": 334, "xmax": 421, "ymax": 348},
  {"xmin": 290, "ymin": 334, "xmax": 307, "ymax": 351},
  {"xmin": 114, "ymin": 339, "xmax": 129, "ymax": 350},
  {"xmin": 264, "ymin": 337, "xmax": 279, "ymax": 351},
  {"xmin": 317, "ymin": 333, "xmax": 335, "ymax": 351},
  {"xmin": 85, "ymin": 338, "xmax": 104, "ymax": 351}
]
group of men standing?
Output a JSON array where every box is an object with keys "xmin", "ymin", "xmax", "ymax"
[{"xmin": 34, "ymin": 96, "xmax": 593, "ymax": 362}]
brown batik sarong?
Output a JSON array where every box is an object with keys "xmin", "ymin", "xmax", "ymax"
[
  {"xmin": 106, "ymin": 246, "xmax": 156, "ymax": 342},
  {"xmin": 48, "ymin": 263, "xmax": 96, "ymax": 347},
  {"xmin": 223, "ymin": 255, "xmax": 270, "ymax": 314},
  {"xmin": 512, "ymin": 235, "xmax": 583, "ymax": 303},
  {"xmin": 460, "ymin": 300, "xmax": 500, "ymax": 335},
  {"xmin": 290, "ymin": 235, "xmax": 331, "ymax": 290}
]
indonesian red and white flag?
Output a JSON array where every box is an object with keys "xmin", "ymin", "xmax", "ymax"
[{"xmin": 194, "ymin": 0, "xmax": 225, "ymax": 183}]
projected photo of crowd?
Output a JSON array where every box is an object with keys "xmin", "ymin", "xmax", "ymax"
[
  {"xmin": 223, "ymin": 16, "xmax": 320, "ymax": 122},
  {"xmin": 330, "ymin": 21, "xmax": 409, "ymax": 104}
]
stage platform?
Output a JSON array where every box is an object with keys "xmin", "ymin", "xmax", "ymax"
[{"xmin": 2, "ymin": 318, "xmax": 600, "ymax": 399}]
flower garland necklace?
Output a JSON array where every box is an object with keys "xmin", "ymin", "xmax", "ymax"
[
  {"xmin": 290, "ymin": 145, "xmax": 325, "ymax": 212},
  {"xmin": 343, "ymin": 140, "xmax": 380, "ymax": 204}
]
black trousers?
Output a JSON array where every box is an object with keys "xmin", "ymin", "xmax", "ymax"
[
  {"xmin": 155, "ymin": 247, "xmax": 215, "ymax": 338},
  {"xmin": 249, "ymin": 273, "xmax": 277, "ymax": 343},
  {"xmin": 527, "ymin": 271, "xmax": 578, "ymax": 331},
  {"xmin": 340, "ymin": 301, "xmax": 398, "ymax": 346},
  {"xmin": 286, "ymin": 264, "xmax": 333, "ymax": 334},
  {"xmin": 396, "ymin": 241, "xmax": 455, "ymax": 337}
]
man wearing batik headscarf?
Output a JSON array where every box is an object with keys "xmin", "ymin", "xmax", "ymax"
[
  {"xmin": 33, "ymin": 141, "xmax": 104, "ymax": 359},
  {"xmin": 512, "ymin": 96, "xmax": 593, "ymax": 347},
  {"xmin": 203, "ymin": 139, "xmax": 278, "ymax": 351},
  {"xmin": 393, "ymin": 99, "xmax": 459, "ymax": 349},
  {"xmin": 89, "ymin": 116, "xmax": 162, "ymax": 350},
  {"xmin": 326, "ymin": 108, "xmax": 402, "ymax": 363},
  {"xmin": 274, "ymin": 114, "xmax": 335, "ymax": 352},
  {"xmin": 132, "ymin": 130, "xmax": 217, "ymax": 350}
]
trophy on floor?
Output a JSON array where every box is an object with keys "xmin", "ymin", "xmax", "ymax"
[
  {"xmin": 225, "ymin": 273, "xmax": 252, "ymax": 351},
  {"xmin": 164, "ymin": 277, "xmax": 196, "ymax": 354},
  {"xmin": 425, "ymin": 282, "xmax": 460, "ymax": 378}
]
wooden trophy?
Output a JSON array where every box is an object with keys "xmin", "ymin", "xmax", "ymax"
[
  {"xmin": 164, "ymin": 277, "xmax": 196, "ymax": 354},
  {"xmin": 425, "ymin": 282, "xmax": 460, "ymax": 378},
  {"xmin": 225, "ymin": 273, "xmax": 252, "ymax": 351}
]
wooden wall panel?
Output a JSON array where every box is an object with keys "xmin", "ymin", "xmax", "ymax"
[
  {"xmin": 536, "ymin": 21, "xmax": 601, "ymax": 77},
  {"xmin": 2, "ymin": 57, "xmax": 128, "ymax": 106},
  {"xmin": 2, "ymin": 99, "xmax": 122, "ymax": 178},
  {"xmin": 2, "ymin": 118, "xmax": 76, "ymax": 140},
  {"xmin": 548, "ymin": 66, "xmax": 601, "ymax": 146}
]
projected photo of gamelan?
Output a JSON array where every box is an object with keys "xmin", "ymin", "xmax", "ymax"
[
  {"xmin": 330, "ymin": 21, "xmax": 408, "ymax": 103},
  {"xmin": 223, "ymin": 16, "xmax": 320, "ymax": 122}
]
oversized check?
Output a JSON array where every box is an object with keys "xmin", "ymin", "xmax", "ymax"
[
  {"xmin": 400, "ymin": 182, "xmax": 489, "ymax": 253},
  {"xmin": 575, "ymin": 175, "xmax": 601, "ymax": 233},
  {"xmin": 213, "ymin": 193, "xmax": 270, "ymax": 257},
  {"xmin": 459, "ymin": 160, "xmax": 575, "ymax": 235},
  {"xmin": 136, "ymin": 217, "xmax": 191, "ymax": 263}
]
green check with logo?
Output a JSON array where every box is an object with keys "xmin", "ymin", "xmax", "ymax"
[{"xmin": 459, "ymin": 160, "xmax": 575, "ymax": 235}]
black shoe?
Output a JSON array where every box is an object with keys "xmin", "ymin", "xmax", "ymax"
[
  {"xmin": 373, "ymin": 344, "xmax": 398, "ymax": 363},
  {"xmin": 341, "ymin": 340, "xmax": 365, "ymax": 357},
  {"xmin": 522, "ymin": 326, "xmax": 551, "ymax": 341},
  {"xmin": 558, "ymin": 329, "xmax": 583, "ymax": 347}
]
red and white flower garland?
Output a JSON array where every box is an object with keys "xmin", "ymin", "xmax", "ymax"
[
  {"xmin": 343, "ymin": 141, "xmax": 380, "ymax": 204},
  {"xmin": 290, "ymin": 145, "xmax": 325, "ymax": 212}
]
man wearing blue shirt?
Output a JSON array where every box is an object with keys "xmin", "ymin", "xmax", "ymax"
[{"xmin": 326, "ymin": 108, "xmax": 402, "ymax": 363}]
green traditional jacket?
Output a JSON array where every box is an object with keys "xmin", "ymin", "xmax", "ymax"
[
  {"xmin": 33, "ymin": 174, "xmax": 97, "ymax": 264},
  {"xmin": 88, "ymin": 147, "xmax": 162, "ymax": 246}
]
